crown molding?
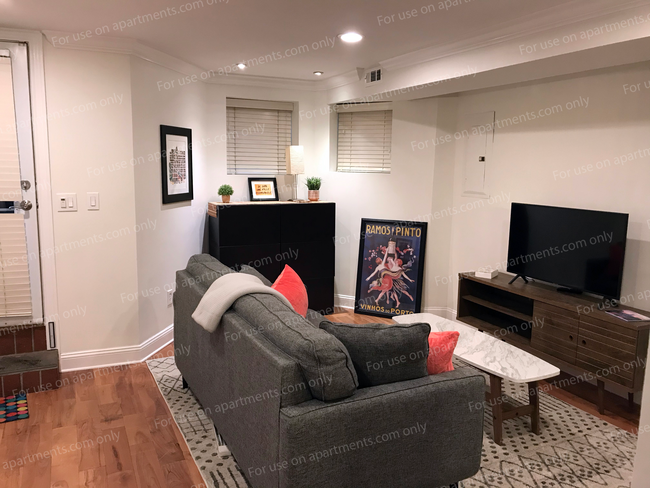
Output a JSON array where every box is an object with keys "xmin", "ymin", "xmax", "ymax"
[
  {"xmin": 321, "ymin": 70, "xmax": 362, "ymax": 90},
  {"xmin": 41, "ymin": 30, "xmax": 321, "ymax": 91},
  {"xmin": 204, "ymin": 72, "xmax": 320, "ymax": 90},
  {"xmin": 41, "ymin": 0, "xmax": 650, "ymax": 94},
  {"xmin": 380, "ymin": 0, "xmax": 650, "ymax": 71}
]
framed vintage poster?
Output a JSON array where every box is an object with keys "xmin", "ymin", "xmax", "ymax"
[
  {"xmin": 248, "ymin": 177, "xmax": 279, "ymax": 201},
  {"xmin": 354, "ymin": 218, "xmax": 428, "ymax": 318},
  {"xmin": 161, "ymin": 125, "xmax": 193, "ymax": 204}
]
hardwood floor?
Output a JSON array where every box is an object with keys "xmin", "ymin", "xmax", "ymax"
[
  {"xmin": 0, "ymin": 351, "xmax": 204, "ymax": 488},
  {"xmin": 0, "ymin": 310, "xmax": 640, "ymax": 488}
]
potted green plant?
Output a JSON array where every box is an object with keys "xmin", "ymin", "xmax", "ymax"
[
  {"xmin": 305, "ymin": 177, "xmax": 321, "ymax": 202},
  {"xmin": 218, "ymin": 184, "xmax": 234, "ymax": 203}
]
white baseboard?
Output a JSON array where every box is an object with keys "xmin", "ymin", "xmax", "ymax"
[
  {"xmin": 423, "ymin": 307, "xmax": 457, "ymax": 320},
  {"xmin": 334, "ymin": 294, "xmax": 356, "ymax": 310},
  {"xmin": 60, "ymin": 323, "xmax": 174, "ymax": 372},
  {"xmin": 335, "ymin": 295, "xmax": 458, "ymax": 320}
]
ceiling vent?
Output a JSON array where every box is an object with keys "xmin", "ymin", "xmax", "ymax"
[{"xmin": 365, "ymin": 68, "xmax": 382, "ymax": 85}]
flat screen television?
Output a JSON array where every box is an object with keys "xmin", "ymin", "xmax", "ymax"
[{"xmin": 506, "ymin": 203, "xmax": 629, "ymax": 299}]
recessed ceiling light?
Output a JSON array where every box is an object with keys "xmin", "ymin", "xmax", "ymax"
[
  {"xmin": 313, "ymin": 71, "xmax": 324, "ymax": 76},
  {"xmin": 340, "ymin": 32, "xmax": 363, "ymax": 43},
  {"xmin": 237, "ymin": 63, "xmax": 246, "ymax": 69}
]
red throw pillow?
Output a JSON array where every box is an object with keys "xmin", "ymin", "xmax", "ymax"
[
  {"xmin": 427, "ymin": 331, "xmax": 459, "ymax": 375},
  {"xmin": 272, "ymin": 265, "xmax": 308, "ymax": 317}
]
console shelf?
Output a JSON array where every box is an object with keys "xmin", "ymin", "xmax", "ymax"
[
  {"xmin": 457, "ymin": 272, "xmax": 650, "ymax": 414},
  {"xmin": 462, "ymin": 295, "xmax": 533, "ymax": 323}
]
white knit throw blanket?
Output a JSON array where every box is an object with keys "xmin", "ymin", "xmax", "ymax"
[{"xmin": 191, "ymin": 273, "xmax": 293, "ymax": 332}]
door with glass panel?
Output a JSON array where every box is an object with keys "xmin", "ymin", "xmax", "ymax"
[{"xmin": 0, "ymin": 43, "xmax": 43, "ymax": 326}]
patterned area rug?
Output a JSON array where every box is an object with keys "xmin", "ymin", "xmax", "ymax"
[{"xmin": 147, "ymin": 357, "xmax": 637, "ymax": 488}]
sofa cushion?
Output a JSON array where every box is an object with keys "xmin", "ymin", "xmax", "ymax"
[
  {"xmin": 239, "ymin": 264, "xmax": 272, "ymax": 286},
  {"xmin": 271, "ymin": 265, "xmax": 308, "ymax": 317},
  {"xmin": 231, "ymin": 294, "xmax": 358, "ymax": 401},
  {"xmin": 427, "ymin": 331, "xmax": 459, "ymax": 375},
  {"xmin": 183, "ymin": 254, "xmax": 234, "ymax": 293},
  {"xmin": 320, "ymin": 321, "xmax": 430, "ymax": 388},
  {"xmin": 305, "ymin": 309, "xmax": 326, "ymax": 329}
]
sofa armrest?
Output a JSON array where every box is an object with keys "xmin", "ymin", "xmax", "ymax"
[{"xmin": 274, "ymin": 367, "xmax": 485, "ymax": 488}]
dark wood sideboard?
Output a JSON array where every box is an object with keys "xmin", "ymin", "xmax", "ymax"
[
  {"xmin": 457, "ymin": 272, "xmax": 650, "ymax": 413},
  {"xmin": 208, "ymin": 201, "xmax": 335, "ymax": 314}
]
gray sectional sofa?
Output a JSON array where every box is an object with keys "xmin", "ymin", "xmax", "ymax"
[{"xmin": 174, "ymin": 254, "xmax": 485, "ymax": 488}]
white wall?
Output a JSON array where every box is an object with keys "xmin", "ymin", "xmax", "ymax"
[
  {"xmin": 43, "ymin": 44, "xmax": 328, "ymax": 363},
  {"xmin": 633, "ymin": 346, "xmax": 650, "ymax": 487},
  {"xmin": 129, "ymin": 57, "xmax": 324, "ymax": 346},
  {"xmin": 130, "ymin": 57, "xmax": 209, "ymax": 344},
  {"xmin": 446, "ymin": 62, "xmax": 650, "ymax": 314},
  {"xmin": 323, "ymin": 98, "xmax": 439, "ymax": 308},
  {"xmin": 44, "ymin": 44, "xmax": 140, "ymax": 353}
]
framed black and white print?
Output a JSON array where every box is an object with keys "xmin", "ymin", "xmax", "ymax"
[
  {"xmin": 161, "ymin": 125, "xmax": 193, "ymax": 204},
  {"xmin": 248, "ymin": 177, "xmax": 279, "ymax": 201}
]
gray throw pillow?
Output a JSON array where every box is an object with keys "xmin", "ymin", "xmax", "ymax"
[
  {"xmin": 320, "ymin": 321, "xmax": 430, "ymax": 388},
  {"xmin": 239, "ymin": 264, "xmax": 273, "ymax": 286}
]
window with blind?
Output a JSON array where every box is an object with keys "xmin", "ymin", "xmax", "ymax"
[
  {"xmin": 337, "ymin": 108, "xmax": 392, "ymax": 174},
  {"xmin": 0, "ymin": 55, "xmax": 32, "ymax": 318},
  {"xmin": 226, "ymin": 99, "xmax": 293, "ymax": 175}
]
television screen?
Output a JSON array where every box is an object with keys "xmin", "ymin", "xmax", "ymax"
[{"xmin": 506, "ymin": 203, "xmax": 629, "ymax": 299}]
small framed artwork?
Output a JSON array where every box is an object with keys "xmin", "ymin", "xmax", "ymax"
[
  {"xmin": 248, "ymin": 178, "xmax": 279, "ymax": 202},
  {"xmin": 161, "ymin": 125, "xmax": 193, "ymax": 204},
  {"xmin": 354, "ymin": 218, "xmax": 428, "ymax": 318}
]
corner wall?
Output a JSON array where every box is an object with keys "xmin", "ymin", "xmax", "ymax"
[
  {"xmin": 44, "ymin": 44, "xmax": 140, "ymax": 357},
  {"xmin": 44, "ymin": 44, "xmax": 325, "ymax": 368},
  {"xmin": 446, "ymin": 62, "xmax": 650, "ymax": 314},
  {"xmin": 129, "ymin": 57, "xmax": 325, "ymax": 348}
]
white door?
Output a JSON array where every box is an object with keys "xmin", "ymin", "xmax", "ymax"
[{"xmin": 0, "ymin": 42, "xmax": 43, "ymax": 326}]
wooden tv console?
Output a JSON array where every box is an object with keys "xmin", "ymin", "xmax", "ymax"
[{"xmin": 457, "ymin": 272, "xmax": 650, "ymax": 414}]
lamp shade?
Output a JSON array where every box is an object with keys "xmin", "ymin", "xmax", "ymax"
[{"xmin": 285, "ymin": 145, "xmax": 304, "ymax": 175}]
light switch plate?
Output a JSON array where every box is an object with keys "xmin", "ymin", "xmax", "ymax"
[
  {"xmin": 56, "ymin": 193, "xmax": 77, "ymax": 212},
  {"xmin": 87, "ymin": 192, "xmax": 100, "ymax": 211}
]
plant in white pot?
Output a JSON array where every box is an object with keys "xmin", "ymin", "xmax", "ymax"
[
  {"xmin": 218, "ymin": 184, "xmax": 234, "ymax": 203},
  {"xmin": 306, "ymin": 177, "xmax": 321, "ymax": 202}
]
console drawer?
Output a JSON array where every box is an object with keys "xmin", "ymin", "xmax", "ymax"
[
  {"xmin": 575, "ymin": 353, "xmax": 634, "ymax": 387},
  {"xmin": 531, "ymin": 334, "xmax": 577, "ymax": 365},
  {"xmin": 534, "ymin": 302, "xmax": 580, "ymax": 329},
  {"xmin": 531, "ymin": 302, "xmax": 580, "ymax": 364},
  {"xmin": 533, "ymin": 321, "xmax": 578, "ymax": 347},
  {"xmin": 580, "ymin": 315, "xmax": 638, "ymax": 345},
  {"xmin": 576, "ymin": 332, "xmax": 636, "ymax": 363}
]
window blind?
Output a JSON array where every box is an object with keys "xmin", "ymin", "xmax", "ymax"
[
  {"xmin": 0, "ymin": 57, "xmax": 31, "ymax": 318},
  {"xmin": 227, "ymin": 106, "xmax": 292, "ymax": 175},
  {"xmin": 0, "ymin": 214, "xmax": 32, "ymax": 318},
  {"xmin": 0, "ymin": 57, "xmax": 21, "ymax": 202},
  {"xmin": 337, "ymin": 109, "xmax": 392, "ymax": 174}
]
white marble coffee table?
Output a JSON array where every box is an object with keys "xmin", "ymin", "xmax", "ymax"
[{"xmin": 394, "ymin": 313, "xmax": 560, "ymax": 445}]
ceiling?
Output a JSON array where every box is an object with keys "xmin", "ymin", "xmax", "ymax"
[{"xmin": 0, "ymin": 0, "xmax": 644, "ymax": 80}]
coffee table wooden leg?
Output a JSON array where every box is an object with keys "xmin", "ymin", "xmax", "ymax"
[
  {"xmin": 489, "ymin": 374, "xmax": 503, "ymax": 445},
  {"xmin": 528, "ymin": 381, "xmax": 540, "ymax": 435}
]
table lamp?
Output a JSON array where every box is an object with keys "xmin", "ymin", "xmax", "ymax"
[{"xmin": 285, "ymin": 145, "xmax": 304, "ymax": 201}]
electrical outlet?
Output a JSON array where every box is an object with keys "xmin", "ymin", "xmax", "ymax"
[{"xmin": 167, "ymin": 289, "xmax": 174, "ymax": 307}]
